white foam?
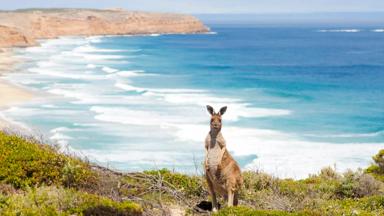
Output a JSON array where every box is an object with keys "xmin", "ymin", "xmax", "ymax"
[
  {"xmin": 57, "ymin": 49, "xmax": 126, "ymax": 61},
  {"xmin": 115, "ymin": 70, "xmax": 145, "ymax": 77},
  {"xmin": 113, "ymin": 82, "xmax": 291, "ymax": 120},
  {"xmin": 73, "ymin": 45, "xmax": 124, "ymax": 53},
  {"xmin": 140, "ymin": 89, "xmax": 291, "ymax": 120},
  {"xmin": 101, "ymin": 66, "xmax": 119, "ymax": 73},
  {"xmin": 28, "ymin": 67, "xmax": 105, "ymax": 80},
  {"xmin": 40, "ymin": 37, "xmax": 88, "ymax": 47},
  {"xmin": 86, "ymin": 64, "xmax": 97, "ymax": 69},
  {"xmin": 41, "ymin": 104, "xmax": 58, "ymax": 108},
  {"xmin": 114, "ymin": 82, "xmax": 146, "ymax": 93},
  {"xmin": 81, "ymin": 53, "xmax": 126, "ymax": 60},
  {"xmin": 90, "ymin": 106, "xmax": 195, "ymax": 126},
  {"xmin": 317, "ymin": 29, "xmax": 361, "ymax": 33},
  {"xmin": 81, "ymin": 149, "xmax": 194, "ymax": 165},
  {"xmin": 73, "ymin": 103, "xmax": 384, "ymax": 179},
  {"xmin": 25, "ymin": 46, "xmax": 56, "ymax": 54},
  {"xmin": 37, "ymin": 61, "xmax": 57, "ymax": 68},
  {"xmin": 243, "ymin": 140, "xmax": 383, "ymax": 179},
  {"xmin": 50, "ymin": 132, "xmax": 73, "ymax": 141},
  {"xmin": 372, "ymin": 29, "xmax": 384, "ymax": 32},
  {"xmin": 171, "ymin": 122, "xmax": 383, "ymax": 179},
  {"xmin": 0, "ymin": 111, "xmax": 35, "ymax": 134},
  {"xmin": 305, "ymin": 131, "xmax": 383, "ymax": 138},
  {"xmin": 48, "ymin": 88, "xmax": 90, "ymax": 99},
  {"xmin": 86, "ymin": 36, "xmax": 103, "ymax": 43}
]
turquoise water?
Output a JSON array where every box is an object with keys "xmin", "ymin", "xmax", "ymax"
[{"xmin": 2, "ymin": 26, "xmax": 384, "ymax": 178}]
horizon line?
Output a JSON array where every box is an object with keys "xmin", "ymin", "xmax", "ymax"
[{"xmin": 0, "ymin": 7, "xmax": 384, "ymax": 15}]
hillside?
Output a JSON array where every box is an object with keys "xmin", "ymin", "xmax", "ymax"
[
  {"xmin": 0, "ymin": 8, "xmax": 209, "ymax": 47},
  {"xmin": 0, "ymin": 130, "xmax": 383, "ymax": 215}
]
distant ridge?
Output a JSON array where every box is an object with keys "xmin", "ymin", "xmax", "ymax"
[{"xmin": 0, "ymin": 8, "xmax": 209, "ymax": 47}]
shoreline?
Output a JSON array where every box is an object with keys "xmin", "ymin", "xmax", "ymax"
[
  {"xmin": 0, "ymin": 49, "xmax": 34, "ymax": 129},
  {"xmin": 0, "ymin": 8, "xmax": 209, "ymax": 128}
]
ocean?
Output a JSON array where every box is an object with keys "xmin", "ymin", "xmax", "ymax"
[{"xmin": 2, "ymin": 24, "xmax": 384, "ymax": 178}]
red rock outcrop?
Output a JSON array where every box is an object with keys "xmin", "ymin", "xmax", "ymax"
[
  {"xmin": 0, "ymin": 9, "xmax": 209, "ymax": 47},
  {"xmin": 0, "ymin": 25, "xmax": 36, "ymax": 47}
]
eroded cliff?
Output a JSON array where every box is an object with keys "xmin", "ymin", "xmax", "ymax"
[{"xmin": 0, "ymin": 9, "xmax": 209, "ymax": 47}]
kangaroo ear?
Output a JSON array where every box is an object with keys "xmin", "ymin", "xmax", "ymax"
[
  {"xmin": 206, "ymin": 105, "xmax": 215, "ymax": 115},
  {"xmin": 219, "ymin": 106, "xmax": 227, "ymax": 115}
]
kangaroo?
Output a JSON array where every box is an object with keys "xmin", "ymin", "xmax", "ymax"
[{"xmin": 204, "ymin": 105, "xmax": 243, "ymax": 211}]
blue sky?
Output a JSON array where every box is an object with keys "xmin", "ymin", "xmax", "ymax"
[{"xmin": 1, "ymin": 0, "xmax": 384, "ymax": 14}]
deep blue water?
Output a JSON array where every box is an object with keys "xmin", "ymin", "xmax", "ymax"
[{"xmin": 2, "ymin": 25, "xmax": 384, "ymax": 178}]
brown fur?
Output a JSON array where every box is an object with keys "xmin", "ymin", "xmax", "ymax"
[{"xmin": 204, "ymin": 105, "xmax": 243, "ymax": 210}]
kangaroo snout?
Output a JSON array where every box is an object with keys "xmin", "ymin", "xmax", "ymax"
[{"xmin": 212, "ymin": 123, "xmax": 221, "ymax": 128}]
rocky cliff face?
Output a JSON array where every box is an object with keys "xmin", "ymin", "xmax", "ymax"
[
  {"xmin": 0, "ymin": 9, "xmax": 209, "ymax": 47},
  {"xmin": 0, "ymin": 25, "xmax": 36, "ymax": 47}
]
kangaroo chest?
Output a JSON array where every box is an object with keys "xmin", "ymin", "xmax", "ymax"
[
  {"xmin": 207, "ymin": 143, "xmax": 222, "ymax": 169},
  {"xmin": 205, "ymin": 133, "xmax": 226, "ymax": 176}
]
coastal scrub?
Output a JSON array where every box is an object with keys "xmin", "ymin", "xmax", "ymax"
[
  {"xmin": 0, "ymin": 131, "xmax": 95, "ymax": 189},
  {"xmin": 0, "ymin": 131, "xmax": 384, "ymax": 215}
]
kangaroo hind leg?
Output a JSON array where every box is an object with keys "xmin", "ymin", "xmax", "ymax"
[{"xmin": 206, "ymin": 175, "xmax": 219, "ymax": 211}]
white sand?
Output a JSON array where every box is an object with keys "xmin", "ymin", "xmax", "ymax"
[
  {"xmin": 0, "ymin": 81, "xmax": 33, "ymax": 107},
  {"xmin": 0, "ymin": 49, "xmax": 34, "ymax": 128}
]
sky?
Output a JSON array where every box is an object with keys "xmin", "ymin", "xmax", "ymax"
[{"xmin": 1, "ymin": 0, "xmax": 384, "ymax": 14}]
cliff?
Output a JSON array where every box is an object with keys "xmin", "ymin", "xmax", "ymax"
[
  {"xmin": 0, "ymin": 9, "xmax": 209, "ymax": 47},
  {"xmin": 0, "ymin": 25, "xmax": 36, "ymax": 47}
]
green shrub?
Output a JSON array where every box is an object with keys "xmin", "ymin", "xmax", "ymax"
[
  {"xmin": 372, "ymin": 150, "xmax": 384, "ymax": 173},
  {"xmin": 335, "ymin": 170, "xmax": 383, "ymax": 198},
  {"xmin": 143, "ymin": 169, "xmax": 205, "ymax": 198},
  {"xmin": 316, "ymin": 195, "xmax": 384, "ymax": 215},
  {"xmin": 240, "ymin": 171, "xmax": 282, "ymax": 208},
  {"xmin": 365, "ymin": 149, "xmax": 384, "ymax": 182},
  {"xmin": 317, "ymin": 166, "xmax": 341, "ymax": 180},
  {"xmin": 242, "ymin": 171, "xmax": 278, "ymax": 192},
  {"xmin": 278, "ymin": 179, "xmax": 307, "ymax": 198},
  {"xmin": 0, "ymin": 132, "xmax": 96, "ymax": 189},
  {"xmin": 214, "ymin": 206, "xmax": 318, "ymax": 216},
  {"xmin": 0, "ymin": 186, "xmax": 142, "ymax": 216},
  {"xmin": 1, "ymin": 132, "xmax": 384, "ymax": 215}
]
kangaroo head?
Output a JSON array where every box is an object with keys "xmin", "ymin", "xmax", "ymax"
[{"xmin": 206, "ymin": 105, "xmax": 227, "ymax": 131}]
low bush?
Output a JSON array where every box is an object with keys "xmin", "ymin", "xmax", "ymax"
[
  {"xmin": 365, "ymin": 149, "xmax": 384, "ymax": 182},
  {"xmin": 335, "ymin": 170, "xmax": 383, "ymax": 198},
  {"xmin": 143, "ymin": 169, "xmax": 205, "ymax": 198},
  {"xmin": 1, "ymin": 131, "xmax": 383, "ymax": 215},
  {"xmin": 0, "ymin": 186, "xmax": 142, "ymax": 216},
  {"xmin": 0, "ymin": 131, "xmax": 96, "ymax": 189},
  {"xmin": 315, "ymin": 195, "xmax": 384, "ymax": 215},
  {"xmin": 121, "ymin": 169, "xmax": 205, "ymax": 200},
  {"xmin": 372, "ymin": 150, "xmax": 384, "ymax": 173},
  {"xmin": 214, "ymin": 206, "xmax": 318, "ymax": 216}
]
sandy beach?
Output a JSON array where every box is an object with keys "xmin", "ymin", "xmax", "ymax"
[
  {"xmin": 0, "ymin": 49, "xmax": 34, "ymax": 128},
  {"xmin": 0, "ymin": 81, "xmax": 33, "ymax": 107}
]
